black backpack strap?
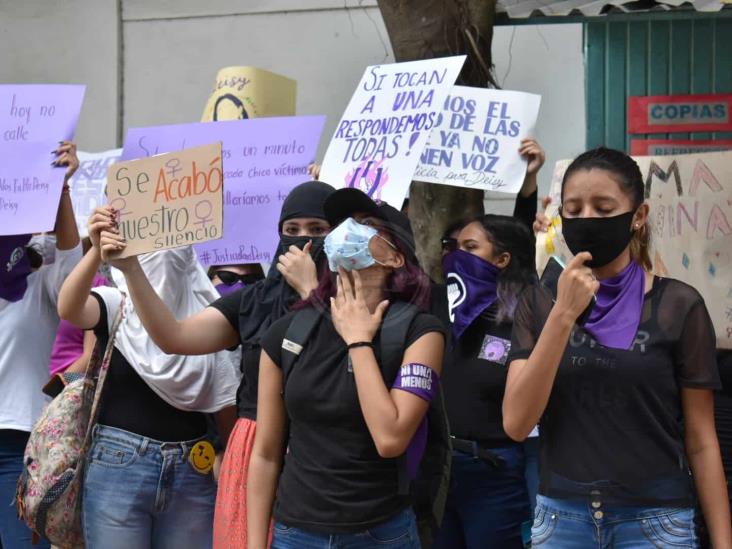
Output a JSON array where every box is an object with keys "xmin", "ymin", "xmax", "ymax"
[
  {"xmin": 377, "ymin": 302, "xmax": 420, "ymax": 496},
  {"xmin": 281, "ymin": 308, "xmax": 322, "ymax": 387}
]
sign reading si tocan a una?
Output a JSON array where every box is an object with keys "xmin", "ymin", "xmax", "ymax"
[{"xmin": 628, "ymin": 94, "xmax": 732, "ymax": 134}]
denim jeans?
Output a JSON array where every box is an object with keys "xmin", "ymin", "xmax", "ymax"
[
  {"xmin": 0, "ymin": 430, "xmax": 50, "ymax": 549},
  {"xmin": 432, "ymin": 444, "xmax": 531, "ymax": 549},
  {"xmin": 532, "ymin": 494, "xmax": 697, "ymax": 548},
  {"xmin": 82, "ymin": 425, "xmax": 216, "ymax": 549},
  {"xmin": 271, "ymin": 508, "xmax": 420, "ymax": 549}
]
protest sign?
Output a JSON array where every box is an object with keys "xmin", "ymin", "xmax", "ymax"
[
  {"xmin": 0, "ymin": 84, "xmax": 85, "ymax": 142},
  {"xmin": 536, "ymin": 151, "xmax": 732, "ymax": 349},
  {"xmin": 0, "ymin": 140, "xmax": 68, "ymax": 235},
  {"xmin": 69, "ymin": 149, "xmax": 122, "ymax": 237},
  {"xmin": 106, "ymin": 143, "xmax": 223, "ymax": 257},
  {"xmin": 201, "ymin": 67, "xmax": 296, "ymax": 122},
  {"xmin": 318, "ymin": 56, "xmax": 466, "ymax": 207},
  {"xmin": 413, "ymin": 87, "xmax": 540, "ymax": 193},
  {"xmin": 121, "ymin": 116, "xmax": 325, "ymax": 266}
]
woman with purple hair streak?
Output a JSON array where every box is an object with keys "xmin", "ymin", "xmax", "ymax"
[{"xmin": 247, "ymin": 188, "xmax": 445, "ymax": 549}]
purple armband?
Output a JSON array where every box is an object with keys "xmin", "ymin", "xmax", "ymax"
[{"xmin": 392, "ymin": 363, "xmax": 439, "ymax": 402}]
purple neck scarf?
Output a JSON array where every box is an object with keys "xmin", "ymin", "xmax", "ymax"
[
  {"xmin": 0, "ymin": 234, "xmax": 32, "ymax": 302},
  {"xmin": 584, "ymin": 260, "xmax": 645, "ymax": 350},
  {"xmin": 442, "ymin": 250, "xmax": 500, "ymax": 341},
  {"xmin": 215, "ymin": 281, "xmax": 245, "ymax": 296}
]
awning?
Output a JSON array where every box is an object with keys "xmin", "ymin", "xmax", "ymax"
[{"xmin": 497, "ymin": 0, "xmax": 729, "ymax": 19}]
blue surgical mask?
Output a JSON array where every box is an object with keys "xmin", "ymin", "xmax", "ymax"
[{"xmin": 324, "ymin": 217, "xmax": 393, "ymax": 272}]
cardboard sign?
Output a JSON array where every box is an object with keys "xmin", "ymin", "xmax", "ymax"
[
  {"xmin": 537, "ymin": 151, "xmax": 732, "ymax": 349},
  {"xmin": 0, "ymin": 140, "xmax": 68, "ymax": 235},
  {"xmin": 201, "ymin": 67, "xmax": 296, "ymax": 122},
  {"xmin": 69, "ymin": 149, "xmax": 123, "ymax": 237},
  {"xmin": 630, "ymin": 139, "xmax": 732, "ymax": 156},
  {"xmin": 413, "ymin": 87, "xmax": 540, "ymax": 193},
  {"xmin": 106, "ymin": 143, "xmax": 223, "ymax": 257},
  {"xmin": 628, "ymin": 94, "xmax": 732, "ymax": 134},
  {"xmin": 319, "ymin": 56, "xmax": 466, "ymax": 207},
  {"xmin": 121, "ymin": 116, "xmax": 326, "ymax": 265},
  {"xmin": 0, "ymin": 84, "xmax": 85, "ymax": 142}
]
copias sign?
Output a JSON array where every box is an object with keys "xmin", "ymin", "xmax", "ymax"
[{"xmin": 628, "ymin": 94, "xmax": 732, "ymax": 134}]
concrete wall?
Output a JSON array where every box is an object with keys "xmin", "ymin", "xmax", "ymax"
[
  {"xmin": 0, "ymin": 0, "xmax": 120, "ymax": 150},
  {"xmin": 1, "ymin": 0, "xmax": 586, "ymax": 203}
]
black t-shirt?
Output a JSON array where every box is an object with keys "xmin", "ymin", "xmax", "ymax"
[
  {"xmin": 260, "ymin": 306, "xmax": 444, "ymax": 533},
  {"xmin": 209, "ymin": 289, "xmax": 260, "ymax": 419},
  {"xmin": 433, "ymin": 286, "xmax": 515, "ymax": 446},
  {"xmin": 93, "ymin": 293, "xmax": 207, "ymax": 442},
  {"xmin": 508, "ymin": 277, "xmax": 720, "ymax": 506},
  {"xmin": 716, "ymin": 351, "xmax": 732, "ymax": 479}
]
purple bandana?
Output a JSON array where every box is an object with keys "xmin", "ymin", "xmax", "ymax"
[
  {"xmin": 215, "ymin": 281, "xmax": 245, "ymax": 296},
  {"xmin": 0, "ymin": 234, "xmax": 32, "ymax": 302},
  {"xmin": 584, "ymin": 260, "xmax": 645, "ymax": 350},
  {"xmin": 442, "ymin": 250, "xmax": 500, "ymax": 341}
]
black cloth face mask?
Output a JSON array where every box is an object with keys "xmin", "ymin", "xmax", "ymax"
[{"xmin": 560, "ymin": 211, "xmax": 635, "ymax": 268}]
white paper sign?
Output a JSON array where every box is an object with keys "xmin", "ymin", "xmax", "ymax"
[
  {"xmin": 414, "ymin": 87, "xmax": 541, "ymax": 193},
  {"xmin": 69, "ymin": 149, "xmax": 122, "ymax": 236},
  {"xmin": 319, "ymin": 56, "xmax": 466, "ymax": 207}
]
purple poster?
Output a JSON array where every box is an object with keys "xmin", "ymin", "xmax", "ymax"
[
  {"xmin": 0, "ymin": 84, "xmax": 85, "ymax": 142},
  {"xmin": 121, "ymin": 116, "xmax": 326, "ymax": 266},
  {"xmin": 0, "ymin": 141, "xmax": 68, "ymax": 235},
  {"xmin": 0, "ymin": 85, "xmax": 86, "ymax": 235}
]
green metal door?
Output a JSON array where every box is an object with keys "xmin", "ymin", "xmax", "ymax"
[{"xmin": 585, "ymin": 11, "xmax": 732, "ymax": 151}]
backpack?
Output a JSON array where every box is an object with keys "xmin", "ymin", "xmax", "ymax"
[
  {"xmin": 16, "ymin": 295, "xmax": 125, "ymax": 548},
  {"xmin": 281, "ymin": 303, "xmax": 452, "ymax": 548}
]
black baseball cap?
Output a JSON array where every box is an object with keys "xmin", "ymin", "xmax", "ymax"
[{"xmin": 323, "ymin": 188, "xmax": 419, "ymax": 267}]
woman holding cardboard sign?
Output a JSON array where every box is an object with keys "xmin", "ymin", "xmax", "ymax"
[
  {"xmin": 502, "ymin": 147, "xmax": 731, "ymax": 548},
  {"xmin": 92, "ymin": 180, "xmax": 336, "ymax": 548},
  {"xmin": 59, "ymin": 216, "xmax": 241, "ymax": 548}
]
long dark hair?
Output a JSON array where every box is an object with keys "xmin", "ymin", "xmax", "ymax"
[
  {"xmin": 472, "ymin": 214, "xmax": 536, "ymax": 323},
  {"xmin": 561, "ymin": 147, "xmax": 652, "ymax": 270},
  {"xmin": 296, "ymin": 225, "xmax": 431, "ymax": 312}
]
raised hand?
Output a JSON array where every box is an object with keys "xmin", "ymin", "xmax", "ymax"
[{"xmin": 330, "ymin": 268, "xmax": 388, "ymax": 346}]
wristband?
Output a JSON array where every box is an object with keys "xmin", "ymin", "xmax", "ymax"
[
  {"xmin": 61, "ymin": 183, "xmax": 71, "ymax": 194},
  {"xmin": 347, "ymin": 341, "xmax": 373, "ymax": 351}
]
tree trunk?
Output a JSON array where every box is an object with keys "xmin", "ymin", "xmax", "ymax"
[{"xmin": 377, "ymin": 0, "xmax": 498, "ymax": 280}]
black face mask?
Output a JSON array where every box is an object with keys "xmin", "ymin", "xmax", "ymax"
[
  {"xmin": 277, "ymin": 235, "xmax": 325, "ymax": 261},
  {"xmin": 561, "ymin": 211, "xmax": 635, "ymax": 268}
]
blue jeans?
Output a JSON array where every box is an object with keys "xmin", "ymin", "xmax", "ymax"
[
  {"xmin": 82, "ymin": 425, "xmax": 216, "ymax": 549},
  {"xmin": 532, "ymin": 494, "xmax": 697, "ymax": 548},
  {"xmin": 0, "ymin": 430, "xmax": 50, "ymax": 549},
  {"xmin": 271, "ymin": 508, "xmax": 420, "ymax": 548},
  {"xmin": 433, "ymin": 444, "xmax": 531, "ymax": 549}
]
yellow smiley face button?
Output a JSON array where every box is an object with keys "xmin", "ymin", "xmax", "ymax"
[{"xmin": 188, "ymin": 441, "xmax": 216, "ymax": 475}]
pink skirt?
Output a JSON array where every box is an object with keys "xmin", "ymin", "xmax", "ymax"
[{"xmin": 213, "ymin": 417, "xmax": 271, "ymax": 549}]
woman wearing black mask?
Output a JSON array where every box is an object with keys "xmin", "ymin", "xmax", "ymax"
[
  {"xmin": 96, "ymin": 180, "xmax": 335, "ymax": 549},
  {"xmin": 503, "ymin": 148, "xmax": 731, "ymax": 547},
  {"xmin": 434, "ymin": 215, "xmax": 536, "ymax": 548}
]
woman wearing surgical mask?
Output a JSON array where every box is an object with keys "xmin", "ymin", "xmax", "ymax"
[
  {"xmin": 503, "ymin": 148, "xmax": 731, "ymax": 547},
  {"xmin": 247, "ymin": 188, "xmax": 445, "ymax": 549},
  {"xmin": 0, "ymin": 142, "xmax": 81, "ymax": 549},
  {"xmin": 434, "ymin": 215, "xmax": 535, "ymax": 548},
  {"xmin": 90, "ymin": 180, "xmax": 335, "ymax": 549}
]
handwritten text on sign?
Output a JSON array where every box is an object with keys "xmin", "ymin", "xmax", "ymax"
[
  {"xmin": 414, "ymin": 87, "xmax": 541, "ymax": 194},
  {"xmin": 319, "ymin": 57, "xmax": 465, "ymax": 207},
  {"xmin": 0, "ymin": 140, "xmax": 67, "ymax": 235},
  {"xmin": 0, "ymin": 85, "xmax": 85, "ymax": 142},
  {"xmin": 121, "ymin": 116, "xmax": 325, "ymax": 266},
  {"xmin": 107, "ymin": 143, "xmax": 223, "ymax": 257}
]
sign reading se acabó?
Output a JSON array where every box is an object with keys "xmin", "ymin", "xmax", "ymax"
[
  {"xmin": 106, "ymin": 143, "xmax": 223, "ymax": 257},
  {"xmin": 628, "ymin": 94, "xmax": 732, "ymax": 134}
]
